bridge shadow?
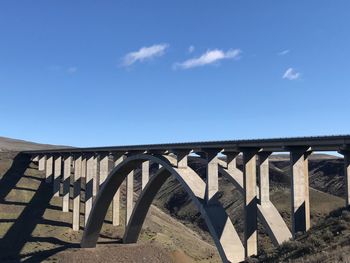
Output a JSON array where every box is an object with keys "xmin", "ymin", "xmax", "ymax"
[{"xmin": 0, "ymin": 153, "xmax": 123, "ymax": 262}]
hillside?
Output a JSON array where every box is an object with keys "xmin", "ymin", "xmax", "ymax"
[
  {"xmin": 0, "ymin": 137, "xmax": 349, "ymax": 262},
  {"xmin": 0, "ymin": 136, "xmax": 69, "ymax": 152}
]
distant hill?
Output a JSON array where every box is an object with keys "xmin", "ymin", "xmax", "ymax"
[{"xmin": 0, "ymin": 136, "xmax": 69, "ymax": 152}]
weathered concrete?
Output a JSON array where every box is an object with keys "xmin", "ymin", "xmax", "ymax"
[
  {"xmin": 141, "ymin": 161, "xmax": 149, "ymax": 190},
  {"xmin": 290, "ymin": 148, "xmax": 311, "ymax": 237},
  {"xmin": 126, "ymin": 170, "xmax": 134, "ymax": 225},
  {"xmin": 258, "ymin": 152, "xmax": 271, "ymax": 206},
  {"xmin": 63, "ymin": 155, "xmax": 72, "ymax": 212},
  {"xmin": 81, "ymin": 157, "xmax": 87, "ymax": 178},
  {"xmin": 85, "ymin": 155, "xmax": 95, "ymax": 225},
  {"xmin": 81, "ymin": 154, "xmax": 244, "ymax": 263},
  {"xmin": 45, "ymin": 156, "xmax": 53, "ymax": 183},
  {"xmin": 53, "ymin": 156, "xmax": 62, "ymax": 197},
  {"xmin": 73, "ymin": 155, "xmax": 82, "ymax": 231},
  {"xmin": 243, "ymin": 150, "xmax": 258, "ymax": 257},
  {"xmin": 38, "ymin": 155, "xmax": 46, "ymax": 171},
  {"xmin": 206, "ymin": 150, "xmax": 219, "ymax": 203},
  {"xmin": 344, "ymin": 152, "xmax": 350, "ymax": 207}
]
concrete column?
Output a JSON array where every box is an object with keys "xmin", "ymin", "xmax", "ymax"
[
  {"xmin": 99, "ymin": 154, "xmax": 110, "ymax": 187},
  {"xmin": 126, "ymin": 170, "xmax": 134, "ymax": 225},
  {"xmin": 32, "ymin": 155, "xmax": 39, "ymax": 162},
  {"xmin": 344, "ymin": 152, "xmax": 350, "ymax": 207},
  {"xmin": 63, "ymin": 156, "xmax": 72, "ymax": 212},
  {"xmin": 258, "ymin": 152, "xmax": 271, "ymax": 206},
  {"xmin": 45, "ymin": 156, "xmax": 53, "ymax": 183},
  {"xmin": 112, "ymin": 155, "xmax": 124, "ymax": 226},
  {"xmin": 92, "ymin": 155, "xmax": 99, "ymax": 196},
  {"xmin": 38, "ymin": 155, "xmax": 46, "ymax": 171},
  {"xmin": 290, "ymin": 149, "xmax": 311, "ymax": 237},
  {"xmin": 142, "ymin": 161, "xmax": 150, "ymax": 190},
  {"xmin": 53, "ymin": 156, "xmax": 62, "ymax": 197},
  {"xmin": 85, "ymin": 155, "xmax": 94, "ymax": 225},
  {"xmin": 81, "ymin": 157, "xmax": 87, "ymax": 179},
  {"xmin": 206, "ymin": 151, "xmax": 219, "ymax": 203},
  {"xmin": 72, "ymin": 155, "xmax": 82, "ymax": 231},
  {"xmin": 243, "ymin": 150, "xmax": 258, "ymax": 257}
]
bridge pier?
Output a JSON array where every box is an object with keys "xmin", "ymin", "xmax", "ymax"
[
  {"xmin": 45, "ymin": 156, "xmax": 53, "ymax": 183},
  {"xmin": 72, "ymin": 155, "xmax": 82, "ymax": 231},
  {"xmin": 63, "ymin": 155, "xmax": 72, "ymax": 212},
  {"xmin": 343, "ymin": 151, "xmax": 350, "ymax": 207},
  {"xmin": 126, "ymin": 170, "xmax": 134, "ymax": 224},
  {"xmin": 92, "ymin": 155, "xmax": 99, "ymax": 197},
  {"xmin": 142, "ymin": 161, "xmax": 149, "ymax": 190},
  {"xmin": 99, "ymin": 154, "xmax": 110, "ymax": 187},
  {"xmin": 85, "ymin": 155, "xmax": 95, "ymax": 225},
  {"xmin": 53, "ymin": 155, "xmax": 62, "ymax": 197},
  {"xmin": 112, "ymin": 154, "xmax": 124, "ymax": 226},
  {"xmin": 38, "ymin": 155, "xmax": 46, "ymax": 171},
  {"xmin": 205, "ymin": 150, "xmax": 219, "ymax": 203},
  {"xmin": 290, "ymin": 148, "xmax": 311, "ymax": 237},
  {"xmin": 243, "ymin": 149, "xmax": 258, "ymax": 257},
  {"xmin": 258, "ymin": 152, "xmax": 271, "ymax": 206}
]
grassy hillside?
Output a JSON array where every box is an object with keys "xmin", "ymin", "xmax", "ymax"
[{"xmin": 256, "ymin": 206, "xmax": 350, "ymax": 263}]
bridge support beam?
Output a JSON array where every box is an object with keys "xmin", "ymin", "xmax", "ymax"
[
  {"xmin": 344, "ymin": 152, "xmax": 350, "ymax": 207},
  {"xmin": 73, "ymin": 155, "xmax": 82, "ymax": 231},
  {"xmin": 206, "ymin": 150, "xmax": 219, "ymax": 203},
  {"xmin": 85, "ymin": 155, "xmax": 95, "ymax": 225},
  {"xmin": 53, "ymin": 156, "xmax": 62, "ymax": 197},
  {"xmin": 92, "ymin": 155, "xmax": 99, "ymax": 197},
  {"xmin": 38, "ymin": 155, "xmax": 46, "ymax": 171},
  {"xmin": 258, "ymin": 152, "xmax": 271, "ymax": 206},
  {"xmin": 142, "ymin": 161, "xmax": 149, "ymax": 190},
  {"xmin": 45, "ymin": 156, "xmax": 53, "ymax": 183},
  {"xmin": 99, "ymin": 154, "xmax": 110, "ymax": 187},
  {"xmin": 126, "ymin": 170, "xmax": 134, "ymax": 225},
  {"xmin": 243, "ymin": 149, "xmax": 258, "ymax": 257},
  {"xmin": 112, "ymin": 155, "xmax": 124, "ymax": 226},
  {"xmin": 63, "ymin": 155, "xmax": 72, "ymax": 212},
  {"xmin": 290, "ymin": 148, "xmax": 311, "ymax": 237}
]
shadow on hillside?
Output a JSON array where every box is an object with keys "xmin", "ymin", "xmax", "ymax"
[{"xmin": 0, "ymin": 154, "xmax": 80, "ymax": 262}]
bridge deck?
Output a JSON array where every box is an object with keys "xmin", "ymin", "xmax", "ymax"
[{"xmin": 22, "ymin": 135, "xmax": 350, "ymax": 154}]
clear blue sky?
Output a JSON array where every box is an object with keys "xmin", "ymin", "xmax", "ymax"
[{"xmin": 1, "ymin": 1, "xmax": 349, "ymax": 147}]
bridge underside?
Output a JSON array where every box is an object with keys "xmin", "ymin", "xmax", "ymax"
[{"xmin": 24, "ymin": 135, "xmax": 350, "ymax": 263}]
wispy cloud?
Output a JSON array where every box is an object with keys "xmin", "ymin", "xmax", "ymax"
[
  {"xmin": 278, "ymin": 49, "xmax": 290, "ymax": 56},
  {"xmin": 188, "ymin": 45, "xmax": 195, "ymax": 53},
  {"xmin": 67, "ymin": 66, "xmax": 78, "ymax": 74},
  {"xmin": 174, "ymin": 48, "xmax": 241, "ymax": 69},
  {"xmin": 122, "ymin": 44, "xmax": 169, "ymax": 66},
  {"xmin": 283, "ymin": 67, "xmax": 300, "ymax": 80}
]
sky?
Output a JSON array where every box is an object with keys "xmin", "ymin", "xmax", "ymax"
[{"xmin": 0, "ymin": 1, "xmax": 349, "ymax": 147}]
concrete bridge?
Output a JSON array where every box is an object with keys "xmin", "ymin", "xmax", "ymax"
[{"xmin": 22, "ymin": 135, "xmax": 350, "ymax": 263}]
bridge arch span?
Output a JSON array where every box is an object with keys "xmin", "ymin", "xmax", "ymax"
[{"xmin": 81, "ymin": 154, "xmax": 245, "ymax": 263}]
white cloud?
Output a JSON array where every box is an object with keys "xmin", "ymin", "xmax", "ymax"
[
  {"xmin": 282, "ymin": 67, "xmax": 300, "ymax": 80},
  {"xmin": 278, "ymin": 49, "xmax": 290, "ymax": 56},
  {"xmin": 122, "ymin": 44, "xmax": 169, "ymax": 66},
  {"xmin": 174, "ymin": 48, "xmax": 241, "ymax": 69},
  {"xmin": 67, "ymin": 66, "xmax": 78, "ymax": 73},
  {"xmin": 188, "ymin": 45, "xmax": 195, "ymax": 53}
]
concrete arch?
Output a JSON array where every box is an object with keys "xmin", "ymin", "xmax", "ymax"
[
  {"xmin": 81, "ymin": 154, "xmax": 244, "ymax": 263},
  {"xmin": 219, "ymin": 166, "xmax": 292, "ymax": 245}
]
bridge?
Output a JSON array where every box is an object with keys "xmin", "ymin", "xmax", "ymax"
[{"xmin": 21, "ymin": 135, "xmax": 350, "ymax": 263}]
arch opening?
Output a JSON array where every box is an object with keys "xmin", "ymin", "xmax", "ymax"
[{"xmin": 81, "ymin": 154, "xmax": 244, "ymax": 263}]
